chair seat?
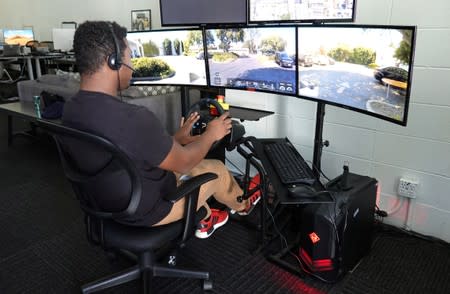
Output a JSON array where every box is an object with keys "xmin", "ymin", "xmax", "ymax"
[
  {"xmin": 101, "ymin": 207, "xmax": 206, "ymax": 253},
  {"xmin": 102, "ymin": 219, "xmax": 185, "ymax": 253}
]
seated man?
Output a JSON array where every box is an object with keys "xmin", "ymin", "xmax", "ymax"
[{"xmin": 62, "ymin": 21, "xmax": 260, "ymax": 239}]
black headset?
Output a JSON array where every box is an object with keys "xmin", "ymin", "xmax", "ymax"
[{"xmin": 107, "ymin": 22, "xmax": 122, "ymax": 71}]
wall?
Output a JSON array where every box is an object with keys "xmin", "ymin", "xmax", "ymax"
[
  {"xmin": 0, "ymin": 0, "xmax": 449, "ymax": 242},
  {"xmin": 0, "ymin": 0, "xmax": 162, "ymax": 41}
]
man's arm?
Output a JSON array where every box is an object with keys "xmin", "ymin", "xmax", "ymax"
[{"xmin": 159, "ymin": 112, "xmax": 232, "ymax": 174}]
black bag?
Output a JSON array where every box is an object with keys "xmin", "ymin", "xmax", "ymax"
[{"xmin": 40, "ymin": 91, "xmax": 65, "ymax": 119}]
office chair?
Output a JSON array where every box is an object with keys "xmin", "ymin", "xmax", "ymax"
[
  {"xmin": 0, "ymin": 61, "xmax": 13, "ymax": 81},
  {"xmin": 0, "ymin": 59, "xmax": 25, "ymax": 84},
  {"xmin": 36, "ymin": 119, "xmax": 217, "ymax": 293}
]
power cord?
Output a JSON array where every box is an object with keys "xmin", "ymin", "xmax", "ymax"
[
  {"xmin": 375, "ymin": 204, "xmax": 388, "ymax": 218},
  {"xmin": 306, "ymin": 160, "xmax": 331, "ymax": 182}
]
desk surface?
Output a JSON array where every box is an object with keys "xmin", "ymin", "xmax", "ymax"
[
  {"xmin": 0, "ymin": 101, "xmax": 38, "ymax": 120},
  {"xmin": 0, "ymin": 53, "xmax": 64, "ymax": 59},
  {"xmin": 229, "ymin": 106, "xmax": 274, "ymax": 121}
]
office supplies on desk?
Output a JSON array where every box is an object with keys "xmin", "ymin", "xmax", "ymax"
[
  {"xmin": 263, "ymin": 138, "xmax": 316, "ymax": 186},
  {"xmin": 2, "ymin": 44, "xmax": 20, "ymax": 56}
]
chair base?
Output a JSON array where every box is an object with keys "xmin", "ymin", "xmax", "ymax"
[{"xmin": 82, "ymin": 263, "xmax": 210, "ymax": 294}]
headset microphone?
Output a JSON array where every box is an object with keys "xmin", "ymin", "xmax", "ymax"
[{"xmin": 122, "ymin": 63, "xmax": 135, "ymax": 72}]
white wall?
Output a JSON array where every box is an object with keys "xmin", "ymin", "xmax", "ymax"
[
  {"xmin": 0, "ymin": 0, "xmax": 162, "ymax": 41},
  {"xmin": 1, "ymin": 0, "xmax": 449, "ymax": 242}
]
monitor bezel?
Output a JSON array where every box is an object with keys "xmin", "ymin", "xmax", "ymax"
[
  {"xmin": 204, "ymin": 24, "xmax": 299, "ymax": 98},
  {"xmin": 159, "ymin": 0, "xmax": 248, "ymax": 27},
  {"xmin": 247, "ymin": 0, "xmax": 357, "ymax": 25},
  {"xmin": 295, "ymin": 23, "xmax": 416, "ymax": 126},
  {"xmin": 127, "ymin": 27, "xmax": 209, "ymax": 87}
]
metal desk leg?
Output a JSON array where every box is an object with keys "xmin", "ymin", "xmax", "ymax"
[
  {"xmin": 25, "ymin": 57, "xmax": 34, "ymax": 80},
  {"xmin": 34, "ymin": 58, "xmax": 42, "ymax": 79}
]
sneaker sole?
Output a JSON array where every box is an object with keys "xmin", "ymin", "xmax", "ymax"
[
  {"xmin": 237, "ymin": 194, "xmax": 261, "ymax": 216},
  {"xmin": 195, "ymin": 213, "xmax": 229, "ymax": 239}
]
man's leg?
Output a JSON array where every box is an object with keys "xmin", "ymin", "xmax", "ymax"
[
  {"xmin": 153, "ymin": 159, "xmax": 246, "ymax": 226},
  {"xmin": 187, "ymin": 159, "xmax": 246, "ymax": 212}
]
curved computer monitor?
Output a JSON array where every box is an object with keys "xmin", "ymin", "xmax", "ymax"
[
  {"xmin": 205, "ymin": 25, "xmax": 297, "ymax": 96},
  {"xmin": 3, "ymin": 29, "xmax": 34, "ymax": 46},
  {"xmin": 127, "ymin": 28, "xmax": 207, "ymax": 86},
  {"xmin": 159, "ymin": 0, "xmax": 247, "ymax": 26},
  {"xmin": 297, "ymin": 24, "xmax": 416, "ymax": 126},
  {"xmin": 248, "ymin": 0, "xmax": 356, "ymax": 24}
]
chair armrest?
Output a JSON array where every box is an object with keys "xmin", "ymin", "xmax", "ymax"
[
  {"xmin": 163, "ymin": 172, "xmax": 218, "ymax": 245},
  {"xmin": 163, "ymin": 172, "xmax": 218, "ymax": 203}
]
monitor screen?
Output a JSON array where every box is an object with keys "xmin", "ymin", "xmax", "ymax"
[
  {"xmin": 159, "ymin": 0, "xmax": 247, "ymax": 26},
  {"xmin": 249, "ymin": 0, "xmax": 356, "ymax": 24},
  {"xmin": 52, "ymin": 28, "xmax": 76, "ymax": 52},
  {"xmin": 3, "ymin": 29, "xmax": 34, "ymax": 46},
  {"xmin": 205, "ymin": 26, "xmax": 297, "ymax": 95},
  {"xmin": 297, "ymin": 25, "xmax": 416, "ymax": 125},
  {"xmin": 127, "ymin": 29, "xmax": 207, "ymax": 86}
]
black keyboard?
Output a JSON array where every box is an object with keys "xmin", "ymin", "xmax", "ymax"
[{"xmin": 263, "ymin": 140, "xmax": 316, "ymax": 186}]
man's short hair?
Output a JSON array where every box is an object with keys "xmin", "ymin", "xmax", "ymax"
[{"xmin": 73, "ymin": 21, "xmax": 127, "ymax": 75}]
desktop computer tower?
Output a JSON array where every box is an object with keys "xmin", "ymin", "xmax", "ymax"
[{"xmin": 297, "ymin": 173, "xmax": 378, "ymax": 282}]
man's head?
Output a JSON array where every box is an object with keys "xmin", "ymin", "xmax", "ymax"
[{"xmin": 73, "ymin": 21, "xmax": 133, "ymax": 91}]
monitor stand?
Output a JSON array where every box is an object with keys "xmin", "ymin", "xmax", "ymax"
[{"xmin": 312, "ymin": 102, "xmax": 330, "ymax": 178}]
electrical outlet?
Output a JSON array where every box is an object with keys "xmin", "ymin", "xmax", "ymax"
[{"xmin": 398, "ymin": 178, "xmax": 419, "ymax": 198}]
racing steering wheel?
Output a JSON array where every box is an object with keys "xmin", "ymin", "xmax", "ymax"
[{"xmin": 186, "ymin": 98, "xmax": 245, "ymax": 151}]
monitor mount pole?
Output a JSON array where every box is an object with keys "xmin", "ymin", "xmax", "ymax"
[{"xmin": 312, "ymin": 102, "xmax": 329, "ymax": 179}]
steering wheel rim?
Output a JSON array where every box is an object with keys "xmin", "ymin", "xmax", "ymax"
[{"xmin": 187, "ymin": 98, "xmax": 226, "ymax": 149}]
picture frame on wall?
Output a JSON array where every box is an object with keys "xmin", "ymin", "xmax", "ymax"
[{"xmin": 131, "ymin": 9, "xmax": 151, "ymax": 31}]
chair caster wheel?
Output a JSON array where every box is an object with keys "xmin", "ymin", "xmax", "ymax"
[{"xmin": 202, "ymin": 279, "xmax": 213, "ymax": 291}]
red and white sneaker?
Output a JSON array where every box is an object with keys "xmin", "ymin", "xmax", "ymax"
[
  {"xmin": 237, "ymin": 173, "xmax": 262, "ymax": 216},
  {"xmin": 195, "ymin": 209, "xmax": 229, "ymax": 239}
]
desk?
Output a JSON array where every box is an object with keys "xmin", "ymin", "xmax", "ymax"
[
  {"xmin": 0, "ymin": 54, "xmax": 64, "ymax": 80},
  {"xmin": 382, "ymin": 78, "xmax": 407, "ymax": 99},
  {"xmin": 31, "ymin": 54, "xmax": 65, "ymax": 79},
  {"xmin": 52, "ymin": 55, "xmax": 77, "ymax": 72},
  {"xmin": 0, "ymin": 56, "xmax": 33, "ymax": 80},
  {"xmin": 0, "ymin": 100, "xmax": 60, "ymax": 146}
]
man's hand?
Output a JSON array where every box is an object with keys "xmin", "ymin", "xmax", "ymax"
[
  {"xmin": 174, "ymin": 112, "xmax": 200, "ymax": 145},
  {"xmin": 160, "ymin": 112, "xmax": 232, "ymax": 174},
  {"xmin": 204, "ymin": 112, "xmax": 232, "ymax": 142}
]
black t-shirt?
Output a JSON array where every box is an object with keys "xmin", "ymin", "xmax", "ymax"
[{"xmin": 62, "ymin": 90, "xmax": 175, "ymax": 226}]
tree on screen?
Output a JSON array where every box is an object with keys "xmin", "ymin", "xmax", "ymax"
[
  {"xmin": 394, "ymin": 30, "xmax": 412, "ymax": 65},
  {"xmin": 259, "ymin": 36, "xmax": 287, "ymax": 52},
  {"xmin": 215, "ymin": 29, "xmax": 245, "ymax": 52}
]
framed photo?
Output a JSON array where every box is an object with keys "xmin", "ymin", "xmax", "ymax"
[{"xmin": 131, "ymin": 9, "xmax": 151, "ymax": 31}]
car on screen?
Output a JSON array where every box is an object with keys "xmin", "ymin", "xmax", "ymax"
[
  {"xmin": 298, "ymin": 54, "xmax": 313, "ymax": 67},
  {"xmin": 275, "ymin": 51, "xmax": 294, "ymax": 68},
  {"xmin": 374, "ymin": 66, "xmax": 408, "ymax": 83}
]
